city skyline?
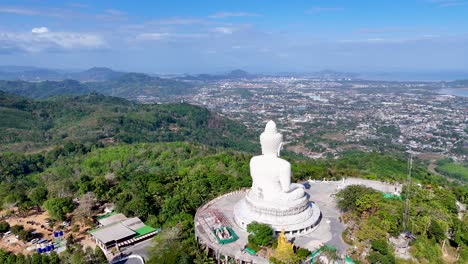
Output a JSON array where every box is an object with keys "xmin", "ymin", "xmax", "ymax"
[{"xmin": 0, "ymin": 0, "xmax": 467, "ymax": 73}]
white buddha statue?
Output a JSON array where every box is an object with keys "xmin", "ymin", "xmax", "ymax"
[
  {"xmin": 250, "ymin": 120, "xmax": 305, "ymax": 202},
  {"xmin": 234, "ymin": 120, "xmax": 322, "ymax": 234}
]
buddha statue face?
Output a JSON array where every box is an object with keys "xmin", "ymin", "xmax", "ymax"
[{"xmin": 260, "ymin": 120, "xmax": 283, "ymax": 156}]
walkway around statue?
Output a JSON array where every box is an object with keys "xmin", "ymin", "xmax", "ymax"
[{"xmin": 194, "ymin": 177, "xmax": 402, "ymax": 263}]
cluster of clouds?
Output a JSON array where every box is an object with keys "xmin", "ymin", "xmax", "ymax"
[
  {"xmin": 0, "ymin": 27, "xmax": 106, "ymax": 54},
  {"xmin": 0, "ymin": 5, "xmax": 260, "ymax": 54}
]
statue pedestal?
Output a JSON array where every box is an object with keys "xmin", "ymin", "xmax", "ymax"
[{"xmin": 233, "ymin": 190, "xmax": 322, "ymax": 236}]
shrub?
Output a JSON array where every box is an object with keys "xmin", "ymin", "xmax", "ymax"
[
  {"xmin": 246, "ymin": 222, "xmax": 273, "ymax": 247},
  {"xmin": 0, "ymin": 221, "xmax": 10, "ymax": 233},
  {"xmin": 10, "ymin": 225, "xmax": 24, "ymax": 235},
  {"xmin": 18, "ymin": 230, "xmax": 33, "ymax": 241},
  {"xmin": 296, "ymin": 248, "xmax": 311, "ymax": 259},
  {"xmin": 371, "ymin": 239, "xmax": 389, "ymax": 255}
]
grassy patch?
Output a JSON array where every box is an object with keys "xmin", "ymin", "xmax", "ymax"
[{"xmin": 436, "ymin": 158, "xmax": 468, "ymax": 182}]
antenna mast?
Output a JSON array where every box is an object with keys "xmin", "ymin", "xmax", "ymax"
[{"xmin": 403, "ymin": 151, "xmax": 413, "ymax": 232}]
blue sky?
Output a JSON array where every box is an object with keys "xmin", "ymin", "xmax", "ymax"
[{"xmin": 0, "ymin": 0, "xmax": 467, "ymax": 73}]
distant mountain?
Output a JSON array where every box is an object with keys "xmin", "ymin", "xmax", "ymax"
[
  {"xmin": 228, "ymin": 69, "xmax": 250, "ymax": 78},
  {"xmin": 0, "ymin": 66, "xmax": 126, "ymax": 82},
  {"xmin": 115, "ymin": 72, "xmax": 154, "ymax": 83},
  {"xmin": 0, "ymin": 91, "xmax": 256, "ymax": 152},
  {"xmin": 0, "ymin": 72, "xmax": 194, "ymax": 99},
  {"xmin": 87, "ymin": 72, "xmax": 195, "ymax": 98},
  {"xmin": 447, "ymin": 79, "xmax": 468, "ymax": 87},
  {"xmin": 65, "ymin": 67, "xmax": 125, "ymax": 82}
]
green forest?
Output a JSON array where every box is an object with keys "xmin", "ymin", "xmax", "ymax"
[
  {"xmin": 0, "ymin": 91, "xmax": 256, "ymax": 153},
  {"xmin": 0, "ymin": 91, "xmax": 467, "ymax": 263}
]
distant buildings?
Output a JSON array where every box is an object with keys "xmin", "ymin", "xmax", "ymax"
[{"xmin": 164, "ymin": 77, "xmax": 466, "ymax": 160}]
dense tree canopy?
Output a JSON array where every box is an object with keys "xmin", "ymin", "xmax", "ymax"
[
  {"xmin": 0, "ymin": 91, "xmax": 256, "ymax": 153},
  {"xmin": 43, "ymin": 197, "xmax": 74, "ymax": 221},
  {"xmin": 247, "ymin": 222, "xmax": 274, "ymax": 248}
]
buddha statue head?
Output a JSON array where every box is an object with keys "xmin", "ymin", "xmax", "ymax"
[{"xmin": 260, "ymin": 120, "xmax": 283, "ymax": 156}]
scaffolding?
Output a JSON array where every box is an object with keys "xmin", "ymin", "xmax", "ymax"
[{"xmin": 198, "ymin": 209, "xmax": 235, "ymax": 244}]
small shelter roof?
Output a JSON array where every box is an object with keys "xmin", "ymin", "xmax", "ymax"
[
  {"xmin": 91, "ymin": 223, "xmax": 135, "ymax": 244},
  {"xmin": 98, "ymin": 213, "xmax": 128, "ymax": 226}
]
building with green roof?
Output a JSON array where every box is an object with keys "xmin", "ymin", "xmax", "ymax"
[{"xmin": 88, "ymin": 213, "xmax": 159, "ymax": 254}]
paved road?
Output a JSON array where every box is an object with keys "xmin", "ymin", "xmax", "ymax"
[
  {"xmin": 112, "ymin": 257, "xmax": 144, "ymax": 264},
  {"xmin": 111, "ymin": 239, "xmax": 154, "ymax": 263},
  {"xmin": 121, "ymin": 239, "xmax": 154, "ymax": 260}
]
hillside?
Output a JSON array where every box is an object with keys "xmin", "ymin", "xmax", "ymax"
[
  {"xmin": 0, "ymin": 91, "xmax": 256, "ymax": 152},
  {"xmin": 0, "ymin": 73, "xmax": 194, "ymax": 99},
  {"xmin": 64, "ymin": 67, "xmax": 125, "ymax": 82},
  {"xmin": 88, "ymin": 72, "xmax": 195, "ymax": 98},
  {"xmin": 0, "ymin": 79, "xmax": 89, "ymax": 98}
]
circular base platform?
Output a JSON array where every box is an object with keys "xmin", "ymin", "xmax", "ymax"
[{"xmin": 233, "ymin": 194, "xmax": 322, "ymax": 236}]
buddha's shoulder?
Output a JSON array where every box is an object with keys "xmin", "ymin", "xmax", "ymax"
[{"xmin": 250, "ymin": 156, "xmax": 290, "ymax": 166}]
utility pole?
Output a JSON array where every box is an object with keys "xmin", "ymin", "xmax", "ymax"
[{"xmin": 403, "ymin": 152, "xmax": 412, "ymax": 232}]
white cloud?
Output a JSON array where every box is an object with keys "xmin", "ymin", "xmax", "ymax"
[
  {"xmin": 32, "ymin": 27, "xmax": 49, "ymax": 34},
  {"xmin": 0, "ymin": 6, "xmax": 39, "ymax": 15},
  {"xmin": 135, "ymin": 32, "xmax": 207, "ymax": 41},
  {"xmin": 104, "ymin": 9, "xmax": 126, "ymax": 16},
  {"xmin": 0, "ymin": 30, "xmax": 106, "ymax": 53},
  {"xmin": 153, "ymin": 18, "xmax": 205, "ymax": 25},
  {"xmin": 339, "ymin": 35, "xmax": 444, "ymax": 44},
  {"xmin": 0, "ymin": 6, "xmax": 70, "ymax": 18},
  {"xmin": 122, "ymin": 18, "xmax": 211, "ymax": 31},
  {"xmin": 68, "ymin": 3, "xmax": 90, "ymax": 8},
  {"xmin": 136, "ymin": 33, "xmax": 170, "ymax": 40},
  {"xmin": 356, "ymin": 27, "xmax": 406, "ymax": 34},
  {"xmin": 367, "ymin": 38, "xmax": 385, "ymax": 42},
  {"xmin": 209, "ymin": 12, "xmax": 260, "ymax": 19},
  {"xmin": 96, "ymin": 9, "xmax": 128, "ymax": 21},
  {"xmin": 213, "ymin": 27, "xmax": 235, "ymax": 34},
  {"xmin": 42, "ymin": 32, "xmax": 105, "ymax": 49}
]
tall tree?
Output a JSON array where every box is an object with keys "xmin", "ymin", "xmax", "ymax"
[
  {"xmin": 28, "ymin": 187, "xmax": 48, "ymax": 212},
  {"xmin": 43, "ymin": 197, "xmax": 74, "ymax": 221}
]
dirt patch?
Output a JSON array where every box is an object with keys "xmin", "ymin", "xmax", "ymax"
[
  {"xmin": 0, "ymin": 208, "xmax": 96, "ymax": 255},
  {"xmin": 415, "ymin": 152, "xmax": 443, "ymax": 161},
  {"xmin": 442, "ymin": 244, "xmax": 458, "ymax": 263},
  {"xmin": 322, "ymin": 133, "xmax": 346, "ymax": 141},
  {"xmin": 0, "ymin": 209, "xmax": 54, "ymax": 255},
  {"xmin": 287, "ymin": 144, "xmax": 308, "ymax": 154}
]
